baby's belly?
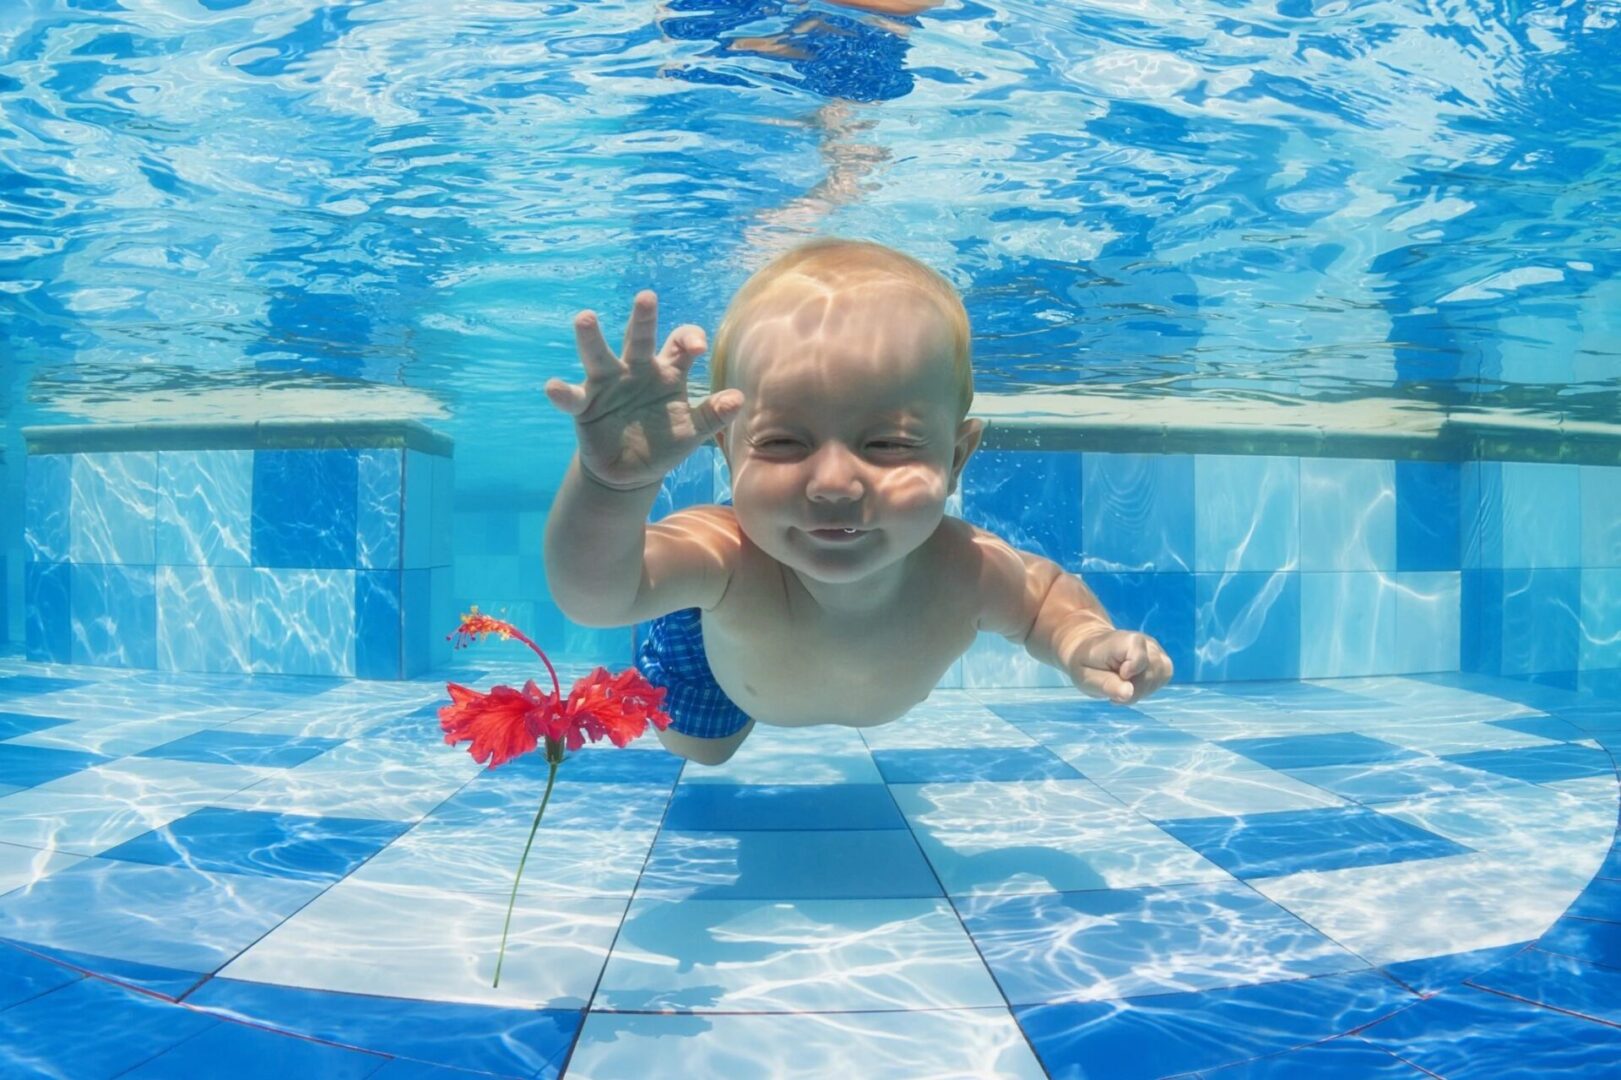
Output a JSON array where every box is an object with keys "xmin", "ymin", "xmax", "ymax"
[{"xmin": 708, "ymin": 648, "xmax": 955, "ymax": 729}]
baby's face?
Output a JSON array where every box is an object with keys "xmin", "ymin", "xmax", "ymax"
[{"xmin": 716, "ymin": 282, "xmax": 980, "ymax": 588}]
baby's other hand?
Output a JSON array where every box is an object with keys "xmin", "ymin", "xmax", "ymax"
[{"xmin": 1068, "ymin": 629, "xmax": 1174, "ymax": 705}]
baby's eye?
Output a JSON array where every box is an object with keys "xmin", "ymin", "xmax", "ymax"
[{"xmin": 870, "ymin": 441, "xmax": 915, "ymax": 452}]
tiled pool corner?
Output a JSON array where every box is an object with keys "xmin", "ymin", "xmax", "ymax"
[{"xmin": 21, "ymin": 422, "xmax": 454, "ymax": 681}]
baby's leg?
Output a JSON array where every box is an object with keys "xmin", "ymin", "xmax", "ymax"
[{"xmin": 654, "ymin": 717, "xmax": 756, "ymax": 766}]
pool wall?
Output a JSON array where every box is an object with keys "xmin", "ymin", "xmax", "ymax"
[
  {"xmin": 17, "ymin": 423, "xmax": 454, "ymax": 678},
  {"xmin": 8, "ymin": 424, "xmax": 1621, "ymax": 697}
]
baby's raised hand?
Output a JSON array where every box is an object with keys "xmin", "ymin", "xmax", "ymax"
[
  {"xmin": 1068, "ymin": 629, "xmax": 1174, "ymax": 705},
  {"xmin": 544, "ymin": 290, "xmax": 745, "ymax": 492}
]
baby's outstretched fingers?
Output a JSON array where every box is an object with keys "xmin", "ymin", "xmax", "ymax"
[{"xmin": 543, "ymin": 377, "xmax": 587, "ymax": 416}]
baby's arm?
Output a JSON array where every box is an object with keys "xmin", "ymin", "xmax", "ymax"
[
  {"xmin": 543, "ymin": 291, "xmax": 744, "ymax": 629},
  {"xmin": 972, "ymin": 527, "xmax": 1173, "ymax": 704}
]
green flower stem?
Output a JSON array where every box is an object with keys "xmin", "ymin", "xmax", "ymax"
[{"xmin": 493, "ymin": 741, "xmax": 563, "ymax": 988}]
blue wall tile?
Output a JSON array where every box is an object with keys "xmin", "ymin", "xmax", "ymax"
[
  {"xmin": 1300, "ymin": 458, "xmax": 1394, "ymax": 572},
  {"xmin": 1083, "ymin": 571, "xmax": 1196, "ymax": 686},
  {"xmin": 356, "ymin": 449, "xmax": 402, "ymax": 571},
  {"xmin": 1396, "ymin": 460, "xmax": 1460, "ymax": 571},
  {"xmin": 71, "ymin": 563, "xmax": 158, "ymax": 669},
  {"xmin": 157, "ymin": 565, "xmax": 254, "ymax": 674},
  {"xmin": 24, "ymin": 561, "xmax": 71, "ymax": 663},
  {"xmin": 963, "ymin": 630, "xmax": 1070, "ymax": 689},
  {"xmin": 402, "ymin": 450, "xmax": 434, "ymax": 570},
  {"xmin": 1195, "ymin": 571, "xmax": 1301, "ymax": 681},
  {"xmin": 155, "ymin": 450, "xmax": 252, "ymax": 568},
  {"xmin": 1394, "ymin": 571, "xmax": 1460, "ymax": 674},
  {"xmin": 430, "ymin": 566, "xmax": 452, "ymax": 668},
  {"xmin": 252, "ymin": 450, "xmax": 358, "ymax": 570},
  {"xmin": 1461, "ymin": 569, "xmax": 1504, "ymax": 675},
  {"xmin": 1500, "ymin": 568, "xmax": 1581, "ymax": 677},
  {"xmin": 1081, "ymin": 453, "xmax": 1195, "ymax": 573},
  {"xmin": 71, "ymin": 452, "xmax": 157, "ymax": 565},
  {"xmin": 24, "ymin": 453, "xmax": 70, "ymax": 562},
  {"xmin": 1502, "ymin": 463, "xmax": 1580, "ymax": 569},
  {"xmin": 964, "ymin": 450, "xmax": 1083, "ymax": 568},
  {"xmin": 251, "ymin": 568, "xmax": 355, "ymax": 677},
  {"xmin": 430, "ymin": 453, "xmax": 453, "ymax": 567},
  {"xmin": 1300, "ymin": 572, "xmax": 1398, "ymax": 679},
  {"xmin": 1194, "ymin": 455, "xmax": 1298, "ymax": 573},
  {"xmin": 1581, "ymin": 569, "xmax": 1621, "ymax": 672},
  {"xmin": 1461, "ymin": 462, "xmax": 1503, "ymax": 569},
  {"xmin": 402, "ymin": 568, "xmax": 432, "ymax": 677},
  {"xmin": 356, "ymin": 570, "xmax": 403, "ymax": 680},
  {"xmin": 1583, "ymin": 465, "xmax": 1621, "ymax": 568}
]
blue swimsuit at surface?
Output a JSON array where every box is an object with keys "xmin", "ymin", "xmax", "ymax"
[{"xmin": 634, "ymin": 497, "xmax": 753, "ymax": 741}]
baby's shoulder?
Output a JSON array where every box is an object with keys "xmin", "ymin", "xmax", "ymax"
[{"xmin": 933, "ymin": 516, "xmax": 1048, "ymax": 637}]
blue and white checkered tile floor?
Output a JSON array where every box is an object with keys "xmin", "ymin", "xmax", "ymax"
[{"xmin": 2, "ymin": 651, "xmax": 1619, "ymax": 1079}]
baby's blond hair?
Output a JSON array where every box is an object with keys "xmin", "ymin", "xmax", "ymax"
[{"xmin": 709, "ymin": 238, "xmax": 974, "ymax": 421}]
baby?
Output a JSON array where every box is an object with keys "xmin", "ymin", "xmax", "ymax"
[{"xmin": 543, "ymin": 238, "xmax": 1173, "ymax": 765}]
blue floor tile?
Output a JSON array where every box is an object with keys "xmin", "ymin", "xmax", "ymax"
[
  {"xmin": 1487, "ymin": 715, "xmax": 1591, "ymax": 742},
  {"xmin": 961, "ymin": 882, "xmax": 1367, "ymax": 1006},
  {"xmin": 185, "ymin": 978, "xmax": 579, "ymax": 1078},
  {"xmin": 1155, "ymin": 805, "xmax": 1470, "ymax": 879},
  {"xmin": 871, "ymin": 747, "xmax": 1083, "ymax": 783},
  {"xmin": 0, "ymin": 975, "xmax": 219, "ymax": 1078},
  {"xmin": 0, "ymin": 711, "xmax": 73, "ymax": 739},
  {"xmin": 0, "ymin": 675, "xmax": 91, "ymax": 699},
  {"xmin": 1556, "ymin": 703, "xmax": 1621, "ymax": 736},
  {"xmin": 1537, "ymin": 916, "xmax": 1621, "ymax": 970},
  {"xmin": 0, "ymin": 942, "xmax": 82, "ymax": 1010},
  {"xmin": 124, "ymin": 1015, "xmax": 391, "ymax": 1078},
  {"xmin": 1218, "ymin": 732, "xmax": 1421, "ymax": 769},
  {"xmin": 662, "ymin": 783, "xmax": 905, "ymax": 831},
  {"xmin": 98, "ymin": 807, "xmax": 411, "ymax": 883},
  {"xmin": 493, "ymin": 747, "xmax": 684, "ymax": 784},
  {"xmin": 1465, "ymin": 946, "xmax": 1621, "ymax": 1027},
  {"xmin": 637, "ymin": 829, "xmax": 941, "ymax": 900},
  {"xmin": 0, "ymin": 743, "xmax": 113, "ymax": 787},
  {"xmin": 135, "ymin": 730, "xmax": 345, "ymax": 768},
  {"xmin": 1200, "ymin": 1036, "xmax": 1432, "ymax": 1078},
  {"xmin": 1564, "ymin": 875, "xmax": 1621, "ymax": 924},
  {"xmin": 1013, "ymin": 970, "xmax": 1416, "ymax": 1080},
  {"xmin": 4, "ymin": 939, "xmax": 210, "ymax": 998},
  {"xmin": 1442, "ymin": 743, "xmax": 1615, "ymax": 783},
  {"xmin": 1356, "ymin": 984, "xmax": 1621, "ymax": 1079},
  {"xmin": 1380, "ymin": 942, "xmax": 1532, "ymax": 996},
  {"xmin": 0, "ymin": 860, "xmax": 323, "ymax": 976}
]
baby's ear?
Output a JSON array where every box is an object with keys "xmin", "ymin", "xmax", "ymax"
[{"xmin": 949, "ymin": 418, "xmax": 985, "ymax": 493}]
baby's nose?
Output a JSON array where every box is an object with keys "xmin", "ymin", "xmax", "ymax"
[{"xmin": 804, "ymin": 442, "xmax": 864, "ymax": 501}]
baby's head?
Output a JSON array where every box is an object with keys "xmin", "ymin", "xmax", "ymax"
[
  {"xmin": 706, "ymin": 238, "xmax": 984, "ymax": 590},
  {"xmin": 709, "ymin": 238, "xmax": 974, "ymax": 427}
]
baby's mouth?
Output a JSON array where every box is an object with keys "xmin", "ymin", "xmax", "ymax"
[{"xmin": 807, "ymin": 527, "xmax": 869, "ymax": 543}]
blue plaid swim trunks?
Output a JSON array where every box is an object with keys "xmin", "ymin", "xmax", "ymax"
[{"xmin": 635, "ymin": 605, "xmax": 753, "ymax": 740}]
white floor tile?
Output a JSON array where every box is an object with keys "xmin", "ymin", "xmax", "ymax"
[
  {"xmin": 567, "ymin": 1008, "xmax": 1048, "ymax": 1080},
  {"xmin": 892, "ymin": 780, "xmax": 1231, "ymax": 894},
  {"xmin": 219, "ymin": 876, "xmax": 626, "ymax": 1008},
  {"xmin": 597, "ymin": 896, "xmax": 1005, "ymax": 1012}
]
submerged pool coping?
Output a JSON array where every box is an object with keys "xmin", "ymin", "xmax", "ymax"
[
  {"xmin": 970, "ymin": 394, "xmax": 1621, "ymax": 465},
  {"xmin": 19, "ymin": 396, "xmax": 1621, "ymax": 465},
  {"xmin": 21, "ymin": 419, "xmax": 452, "ymax": 457}
]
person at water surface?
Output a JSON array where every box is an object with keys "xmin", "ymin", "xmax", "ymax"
[{"xmin": 543, "ymin": 238, "xmax": 1174, "ymax": 765}]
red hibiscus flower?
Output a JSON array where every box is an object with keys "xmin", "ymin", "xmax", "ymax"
[{"xmin": 437, "ymin": 607, "xmax": 672, "ymax": 987}]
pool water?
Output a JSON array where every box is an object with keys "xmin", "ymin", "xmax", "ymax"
[
  {"xmin": 1, "ymin": 656, "xmax": 1618, "ymax": 1077},
  {"xmin": 5, "ymin": 0, "xmax": 1621, "ymax": 1075}
]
